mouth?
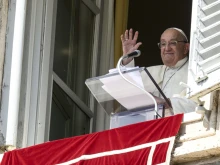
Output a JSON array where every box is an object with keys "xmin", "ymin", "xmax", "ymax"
[{"xmin": 164, "ymin": 53, "xmax": 174, "ymax": 56}]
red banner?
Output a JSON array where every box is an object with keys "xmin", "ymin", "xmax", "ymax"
[{"xmin": 1, "ymin": 114, "xmax": 183, "ymax": 165}]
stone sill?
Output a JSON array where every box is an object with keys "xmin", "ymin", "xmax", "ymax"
[
  {"xmin": 182, "ymin": 111, "xmax": 203, "ymax": 123},
  {"xmin": 172, "ymin": 134, "xmax": 220, "ymax": 164}
]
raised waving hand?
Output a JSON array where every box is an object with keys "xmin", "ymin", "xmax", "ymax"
[{"xmin": 120, "ymin": 29, "xmax": 142, "ymax": 65}]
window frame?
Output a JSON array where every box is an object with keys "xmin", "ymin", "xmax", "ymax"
[{"xmin": 1, "ymin": 0, "xmax": 115, "ymax": 148}]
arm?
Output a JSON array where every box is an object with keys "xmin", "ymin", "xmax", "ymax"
[
  {"xmin": 170, "ymin": 96, "xmax": 197, "ymax": 114},
  {"xmin": 120, "ymin": 29, "xmax": 142, "ymax": 65}
]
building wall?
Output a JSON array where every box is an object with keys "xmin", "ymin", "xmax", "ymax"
[
  {"xmin": 0, "ymin": 0, "xmax": 8, "ymax": 147},
  {"xmin": 172, "ymin": 90, "xmax": 220, "ymax": 164},
  {"xmin": 0, "ymin": 0, "xmax": 220, "ymax": 164},
  {"xmin": 0, "ymin": 0, "xmax": 8, "ymax": 100}
]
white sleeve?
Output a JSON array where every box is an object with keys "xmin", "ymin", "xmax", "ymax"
[
  {"xmin": 170, "ymin": 96, "xmax": 197, "ymax": 114},
  {"xmin": 121, "ymin": 59, "xmax": 135, "ymax": 67}
]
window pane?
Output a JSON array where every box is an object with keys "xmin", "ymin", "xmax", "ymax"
[
  {"xmin": 49, "ymin": 82, "xmax": 90, "ymax": 141},
  {"xmin": 53, "ymin": 0, "xmax": 95, "ymax": 105},
  {"xmin": 74, "ymin": 1, "xmax": 95, "ymax": 103},
  {"xmin": 53, "ymin": 0, "xmax": 72, "ymax": 84}
]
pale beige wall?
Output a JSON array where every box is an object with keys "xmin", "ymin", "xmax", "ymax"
[
  {"xmin": 172, "ymin": 90, "xmax": 220, "ymax": 165},
  {"xmin": 0, "ymin": 0, "xmax": 8, "ymax": 99}
]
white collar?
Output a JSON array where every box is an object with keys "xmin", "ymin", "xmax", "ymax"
[{"xmin": 167, "ymin": 56, "xmax": 188, "ymax": 69}]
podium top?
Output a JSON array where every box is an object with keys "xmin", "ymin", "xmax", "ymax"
[{"xmin": 85, "ymin": 67, "xmax": 165, "ymax": 116}]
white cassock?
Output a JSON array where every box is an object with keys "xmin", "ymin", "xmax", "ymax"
[{"xmin": 126, "ymin": 56, "xmax": 197, "ymax": 114}]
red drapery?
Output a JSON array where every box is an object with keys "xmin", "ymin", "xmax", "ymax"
[{"xmin": 1, "ymin": 114, "xmax": 183, "ymax": 165}]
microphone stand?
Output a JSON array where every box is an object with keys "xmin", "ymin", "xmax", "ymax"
[
  {"xmin": 144, "ymin": 67, "xmax": 173, "ymax": 109},
  {"xmin": 117, "ymin": 52, "xmax": 162, "ymax": 119}
]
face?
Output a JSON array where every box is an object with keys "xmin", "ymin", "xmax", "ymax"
[{"xmin": 160, "ymin": 29, "xmax": 189, "ymax": 67}]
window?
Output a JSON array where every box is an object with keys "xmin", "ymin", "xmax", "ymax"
[
  {"xmin": 49, "ymin": 0, "xmax": 99, "ymax": 140},
  {"xmin": 3, "ymin": 0, "xmax": 112, "ymax": 147},
  {"xmin": 187, "ymin": 0, "xmax": 220, "ymax": 100}
]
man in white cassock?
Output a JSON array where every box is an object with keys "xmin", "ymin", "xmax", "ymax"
[{"xmin": 121, "ymin": 28, "xmax": 197, "ymax": 114}]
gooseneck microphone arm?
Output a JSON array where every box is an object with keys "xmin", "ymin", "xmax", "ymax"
[{"xmin": 117, "ymin": 50, "xmax": 162, "ymax": 118}]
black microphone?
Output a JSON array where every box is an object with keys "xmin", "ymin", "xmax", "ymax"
[{"xmin": 123, "ymin": 50, "xmax": 141, "ymax": 59}]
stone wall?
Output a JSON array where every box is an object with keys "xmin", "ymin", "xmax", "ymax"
[
  {"xmin": 0, "ymin": 0, "xmax": 8, "ymax": 100},
  {"xmin": 172, "ymin": 90, "xmax": 220, "ymax": 164}
]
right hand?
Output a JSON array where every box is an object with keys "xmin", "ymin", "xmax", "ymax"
[{"xmin": 120, "ymin": 29, "xmax": 142, "ymax": 65}]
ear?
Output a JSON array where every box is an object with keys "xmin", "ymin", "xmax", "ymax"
[{"xmin": 184, "ymin": 43, "xmax": 190, "ymax": 54}]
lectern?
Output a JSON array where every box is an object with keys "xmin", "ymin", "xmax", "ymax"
[{"xmin": 85, "ymin": 67, "xmax": 165, "ymax": 129}]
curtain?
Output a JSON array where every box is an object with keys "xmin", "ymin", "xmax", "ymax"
[{"xmin": 114, "ymin": 0, "xmax": 129, "ymax": 67}]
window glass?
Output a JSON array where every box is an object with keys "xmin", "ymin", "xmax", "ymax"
[
  {"xmin": 49, "ymin": 82, "xmax": 90, "ymax": 141},
  {"xmin": 53, "ymin": 0, "xmax": 95, "ymax": 104},
  {"xmin": 50, "ymin": 0, "xmax": 95, "ymax": 140}
]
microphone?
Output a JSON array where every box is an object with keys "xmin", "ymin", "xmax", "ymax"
[{"xmin": 123, "ymin": 50, "xmax": 141, "ymax": 59}]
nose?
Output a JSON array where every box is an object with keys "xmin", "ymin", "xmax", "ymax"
[{"xmin": 164, "ymin": 43, "xmax": 172, "ymax": 51}]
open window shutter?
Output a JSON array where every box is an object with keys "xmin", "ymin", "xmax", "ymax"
[{"xmin": 188, "ymin": 0, "xmax": 220, "ymax": 99}]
